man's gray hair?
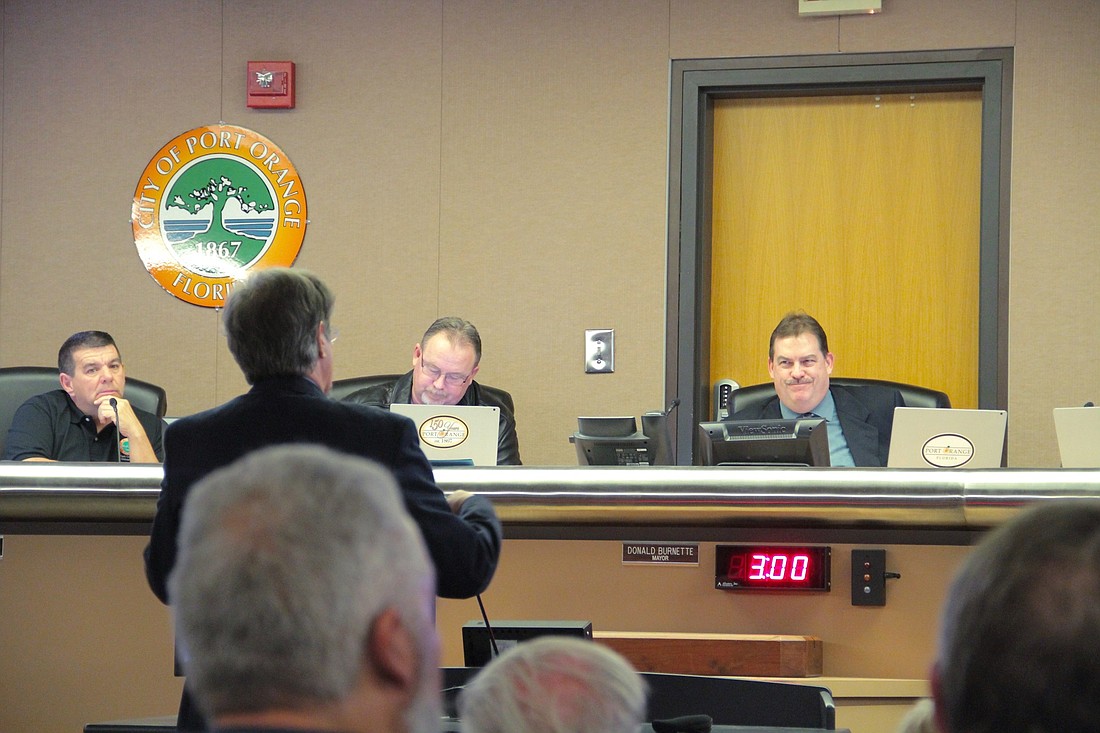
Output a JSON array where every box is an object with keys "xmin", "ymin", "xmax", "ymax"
[
  {"xmin": 458, "ymin": 636, "xmax": 647, "ymax": 733},
  {"xmin": 168, "ymin": 444, "xmax": 435, "ymax": 718},
  {"xmin": 222, "ymin": 267, "xmax": 335, "ymax": 383}
]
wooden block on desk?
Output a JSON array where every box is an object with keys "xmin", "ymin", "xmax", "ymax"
[{"xmin": 594, "ymin": 631, "xmax": 822, "ymax": 677}]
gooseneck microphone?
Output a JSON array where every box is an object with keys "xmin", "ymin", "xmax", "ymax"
[
  {"xmin": 476, "ymin": 593, "xmax": 499, "ymax": 658},
  {"xmin": 110, "ymin": 398, "xmax": 121, "ymax": 463}
]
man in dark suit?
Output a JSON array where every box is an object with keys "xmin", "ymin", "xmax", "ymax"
[
  {"xmin": 144, "ymin": 267, "xmax": 502, "ymax": 730},
  {"xmin": 730, "ymin": 311, "xmax": 903, "ymax": 466}
]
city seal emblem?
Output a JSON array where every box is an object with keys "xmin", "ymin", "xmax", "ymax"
[{"xmin": 131, "ymin": 125, "xmax": 307, "ymax": 307}]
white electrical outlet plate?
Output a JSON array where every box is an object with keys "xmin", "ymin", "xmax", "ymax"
[{"xmin": 585, "ymin": 329, "xmax": 614, "ymax": 373}]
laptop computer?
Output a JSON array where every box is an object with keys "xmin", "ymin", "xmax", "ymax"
[
  {"xmin": 1053, "ymin": 406, "xmax": 1100, "ymax": 468},
  {"xmin": 887, "ymin": 407, "xmax": 1007, "ymax": 468},
  {"xmin": 390, "ymin": 403, "xmax": 500, "ymax": 466}
]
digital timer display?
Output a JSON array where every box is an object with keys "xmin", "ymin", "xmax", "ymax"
[{"xmin": 715, "ymin": 545, "xmax": 831, "ymax": 591}]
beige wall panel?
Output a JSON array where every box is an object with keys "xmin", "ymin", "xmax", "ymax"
[
  {"xmin": 218, "ymin": 1, "xmax": 446, "ymax": 406},
  {"xmin": 0, "ymin": 535, "xmax": 181, "ymax": 733},
  {"xmin": 1008, "ymin": 0, "xmax": 1100, "ymax": 467},
  {"xmin": 1, "ymin": 531, "xmax": 964, "ymax": 732},
  {"xmin": 709, "ymin": 92, "xmax": 982, "ymax": 407},
  {"xmin": 439, "ymin": 1, "xmax": 672, "ymax": 464},
  {"xmin": 842, "ymin": 0, "xmax": 1017, "ymax": 52},
  {"xmin": 670, "ymin": 0, "xmax": 839, "ymax": 58},
  {"xmin": 437, "ymin": 539, "xmax": 967, "ymax": 679},
  {"xmin": 0, "ymin": 1, "xmax": 224, "ymax": 415}
]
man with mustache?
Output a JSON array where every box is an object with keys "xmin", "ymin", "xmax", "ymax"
[
  {"xmin": 730, "ymin": 311, "xmax": 903, "ymax": 466},
  {"xmin": 342, "ymin": 317, "xmax": 521, "ymax": 465}
]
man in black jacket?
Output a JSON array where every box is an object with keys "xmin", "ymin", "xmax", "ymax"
[
  {"xmin": 730, "ymin": 311, "xmax": 902, "ymax": 466},
  {"xmin": 144, "ymin": 268, "xmax": 502, "ymax": 730},
  {"xmin": 341, "ymin": 316, "xmax": 522, "ymax": 465}
]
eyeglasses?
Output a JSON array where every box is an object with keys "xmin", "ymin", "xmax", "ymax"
[
  {"xmin": 419, "ymin": 356, "xmax": 471, "ymax": 387},
  {"xmin": 326, "ymin": 325, "xmax": 339, "ymax": 343}
]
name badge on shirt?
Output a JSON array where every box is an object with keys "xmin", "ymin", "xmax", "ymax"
[{"xmin": 119, "ymin": 437, "xmax": 131, "ymax": 463}]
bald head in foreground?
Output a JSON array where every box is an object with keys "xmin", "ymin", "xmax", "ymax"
[
  {"xmin": 459, "ymin": 636, "xmax": 647, "ymax": 733},
  {"xmin": 169, "ymin": 444, "xmax": 442, "ymax": 733}
]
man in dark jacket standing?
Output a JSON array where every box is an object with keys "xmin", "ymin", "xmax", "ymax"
[{"xmin": 145, "ymin": 268, "xmax": 502, "ymax": 730}]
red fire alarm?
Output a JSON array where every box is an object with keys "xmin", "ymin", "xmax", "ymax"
[{"xmin": 247, "ymin": 61, "xmax": 295, "ymax": 109}]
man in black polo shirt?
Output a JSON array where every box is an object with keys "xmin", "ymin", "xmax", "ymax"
[{"xmin": 3, "ymin": 331, "xmax": 164, "ymax": 462}]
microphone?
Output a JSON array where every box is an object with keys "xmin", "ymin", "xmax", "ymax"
[
  {"xmin": 110, "ymin": 398, "xmax": 122, "ymax": 463},
  {"xmin": 713, "ymin": 379, "xmax": 739, "ymax": 420},
  {"xmin": 476, "ymin": 593, "xmax": 499, "ymax": 659}
]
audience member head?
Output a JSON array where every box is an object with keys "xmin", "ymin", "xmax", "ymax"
[
  {"xmin": 410, "ymin": 316, "xmax": 482, "ymax": 406},
  {"xmin": 57, "ymin": 330, "xmax": 126, "ymax": 416},
  {"xmin": 169, "ymin": 444, "xmax": 441, "ymax": 733},
  {"xmin": 767, "ymin": 311, "xmax": 834, "ymax": 414},
  {"xmin": 896, "ymin": 698, "xmax": 941, "ymax": 733},
  {"xmin": 932, "ymin": 500, "xmax": 1100, "ymax": 733},
  {"xmin": 458, "ymin": 637, "xmax": 647, "ymax": 733},
  {"xmin": 221, "ymin": 267, "xmax": 337, "ymax": 390}
]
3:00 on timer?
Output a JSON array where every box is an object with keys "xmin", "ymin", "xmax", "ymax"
[{"xmin": 714, "ymin": 545, "xmax": 831, "ymax": 591}]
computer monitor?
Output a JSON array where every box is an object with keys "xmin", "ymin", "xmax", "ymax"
[
  {"xmin": 570, "ymin": 411, "xmax": 674, "ymax": 466},
  {"xmin": 697, "ymin": 417, "xmax": 830, "ymax": 467}
]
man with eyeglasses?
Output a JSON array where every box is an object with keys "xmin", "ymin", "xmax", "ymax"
[{"xmin": 342, "ymin": 316, "xmax": 522, "ymax": 465}]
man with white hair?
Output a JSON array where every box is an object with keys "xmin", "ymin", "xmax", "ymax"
[
  {"xmin": 169, "ymin": 444, "xmax": 443, "ymax": 733},
  {"xmin": 458, "ymin": 637, "xmax": 647, "ymax": 733}
]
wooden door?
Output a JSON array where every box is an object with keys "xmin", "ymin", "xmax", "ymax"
[{"xmin": 709, "ymin": 90, "xmax": 982, "ymax": 408}]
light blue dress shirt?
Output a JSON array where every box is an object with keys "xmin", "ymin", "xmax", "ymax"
[{"xmin": 779, "ymin": 390, "xmax": 855, "ymax": 467}]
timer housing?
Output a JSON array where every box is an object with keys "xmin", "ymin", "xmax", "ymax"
[{"xmin": 715, "ymin": 545, "xmax": 831, "ymax": 591}]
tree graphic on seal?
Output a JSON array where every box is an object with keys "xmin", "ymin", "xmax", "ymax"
[{"xmin": 163, "ymin": 158, "xmax": 276, "ymax": 276}]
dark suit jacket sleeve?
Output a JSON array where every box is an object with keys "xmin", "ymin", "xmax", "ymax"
[
  {"xmin": 496, "ymin": 406, "xmax": 522, "ymax": 465},
  {"xmin": 388, "ymin": 417, "xmax": 503, "ymax": 598},
  {"xmin": 144, "ymin": 426, "xmax": 186, "ymax": 603}
]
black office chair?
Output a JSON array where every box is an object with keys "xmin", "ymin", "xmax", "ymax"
[
  {"xmin": 0, "ymin": 366, "xmax": 167, "ymax": 457},
  {"xmin": 727, "ymin": 377, "xmax": 950, "ymax": 417},
  {"xmin": 642, "ymin": 672, "xmax": 836, "ymax": 729},
  {"xmin": 332, "ymin": 373, "xmax": 516, "ymax": 416}
]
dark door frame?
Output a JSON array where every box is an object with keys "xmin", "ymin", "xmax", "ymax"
[{"xmin": 666, "ymin": 49, "xmax": 1013, "ymax": 465}]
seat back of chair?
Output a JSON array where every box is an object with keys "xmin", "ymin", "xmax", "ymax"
[
  {"xmin": 330, "ymin": 374, "xmax": 403, "ymax": 402},
  {"xmin": 0, "ymin": 366, "xmax": 167, "ymax": 457},
  {"xmin": 727, "ymin": 377, "xmax": 950, "ymax": 416},
  {"xmin": 641, "ymin": 672, "xmax": 836, "ymax": 729},
  {"xmin": 332, "ymin": 374, "xmax": 516, "ymax": 415}
]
